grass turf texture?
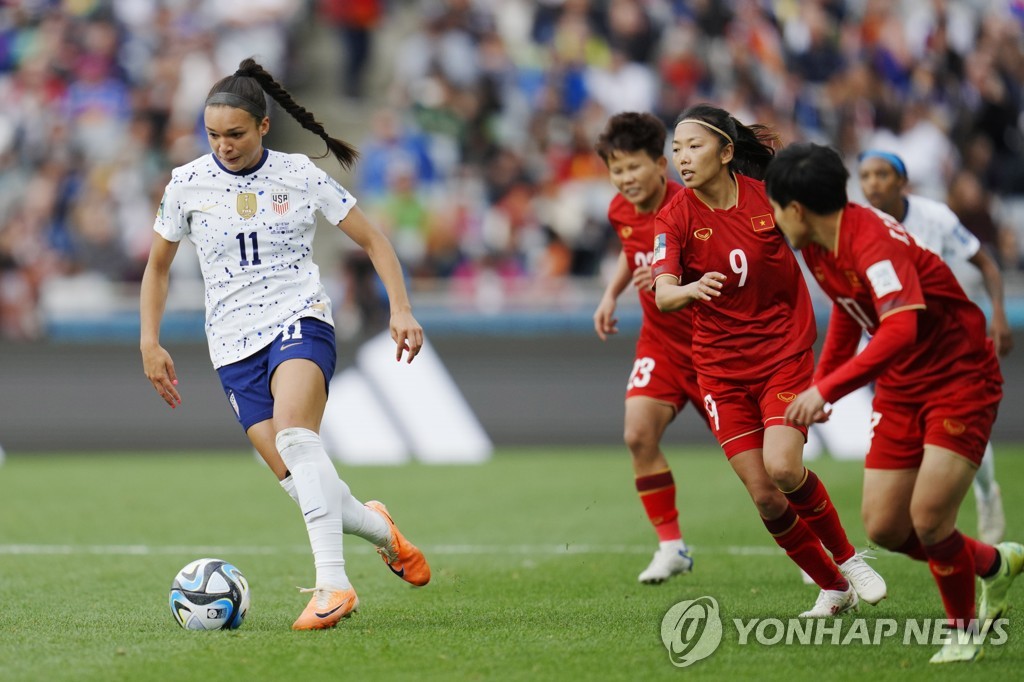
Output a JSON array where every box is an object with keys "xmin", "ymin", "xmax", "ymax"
[{"xmin": 0, "ymin": 448, "xmax": 1022, "ymax": 681}]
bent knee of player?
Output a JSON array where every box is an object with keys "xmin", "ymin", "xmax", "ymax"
[
  {"xmin": 271, "ymin": 399, "xmax": 324, "ymax": 433},
  {"xmin": 862, "ymin": 518, "xmax": 909, "ymax": 551},
  {"xmin": 763, "ymin": 460, "xmax": 804, "ymax": 492},
  {"xmin": 909, "ymin": 504, "xmax": 958, "ymax": 546},
  {"xmin": 623, "ymin": 424, "xmax": 660, "ymax": 457},
  {"xmin": 751, "ymin": 487, "xmax": 789, "ymax": 520}
]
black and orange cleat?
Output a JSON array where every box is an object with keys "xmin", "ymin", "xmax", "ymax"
[{"xmin": 365, "ymin": 500, "xmax": 431, "ymax": 586}]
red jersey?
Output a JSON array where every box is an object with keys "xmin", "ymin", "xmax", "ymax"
[
  {"xmin": 801, "ymin": 203, "xmax": 1002, "ymax": 401},
  {"xmin": 651, "ymin": 174, "xmax": 816, "ymax": 381},
  {"xmin": 608, "ymin": 180, "xmax": 693, "ymax": 359}
]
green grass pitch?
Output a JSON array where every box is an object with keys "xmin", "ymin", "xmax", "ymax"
[{"xmin": 0, "ymin": 447, "xmax": 1022, "ymax": 681}]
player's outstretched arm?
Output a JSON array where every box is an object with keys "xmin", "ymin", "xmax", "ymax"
[
  {"xmin": 337, "ymin": 206, "xmax": 424, "ymax": 363},
  {"xmin": 140, "ymin": 235, "xmax": 182, "ymax": 408}
]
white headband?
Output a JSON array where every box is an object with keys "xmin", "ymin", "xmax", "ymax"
[{"xmin": 678, "ymin": 118, "xmax": 733, "ymax": 145}]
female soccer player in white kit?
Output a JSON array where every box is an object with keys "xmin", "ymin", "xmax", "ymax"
[{"xmin": 140, "ymin": 58, "xmax": 431, "ymax": 630}]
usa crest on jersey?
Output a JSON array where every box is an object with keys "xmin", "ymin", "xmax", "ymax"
[{"xmin": 272, "ymin": 193, "xmax": 290, "ymax": 215}]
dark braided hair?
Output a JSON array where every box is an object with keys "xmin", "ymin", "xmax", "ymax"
[
  {"xmin": 674, "ymin": 104, "xmax": 778, "ymax": 180},
  {"xmin": 206, "ymin": 58, "xmax": 359, "ymax": 170}
]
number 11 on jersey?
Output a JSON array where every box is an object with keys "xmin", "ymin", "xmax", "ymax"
[{"xmin": 236, "ymin": 232, "xmax": 261, "ymax": 267}]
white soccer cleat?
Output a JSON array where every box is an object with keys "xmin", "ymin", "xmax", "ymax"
[
  {"xmin": 638, "ymin": 544, "xmax": 693, "ymax": 584},
  {"xmin": 839, "ymin": 552, "xmax": 887, "ymax": 605},
  {"xmin": 799, "ymin": 568, "xmax": 816, "ymax": 585},
  {"xmin": 799, "ymin": 585, "xmax": 858, "ymax": 617},
  {"xmin": 929, "ymin": 641, "xmax": 982, "ymax": 664},
  {"xmin": 976, "ymin": 483, "xmax": 1006, "ymax": 546}
]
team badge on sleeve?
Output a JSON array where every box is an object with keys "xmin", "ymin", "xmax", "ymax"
[
  {"xmin": 272, "ymin": 193, "xmax": 290, "ymax": 215},
  {"xmin": 653, "ymin": 233, "xmax": 667, "ymax": 262},
  {"xmin": 326, "ymin": 175, "xmax": 350, "ymax": 201},
  {"xmin": 943, "ymin": 418, "xmax": 966, "ymax": 436},
  {"xmin": 865, "ymin": 259, "xmax": 903, "ymax": 298},
  {"xmin": 751, "ymin": 214, "xmax": 775, "ymax": 231}
]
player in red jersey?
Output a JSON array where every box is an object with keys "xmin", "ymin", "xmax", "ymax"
[
  {"xmin": 859, "ymin": 150, "xmax": 1010, "ymax": 545},
  {"xmin": 651, "ymin": 104, "xmax": 886, "ymax": 618},
  {"xmin": 593, "ymin": 112, "xmax": 709, "ymax": 584},
  {"xmin": 765, "ymin": 142, "xmax": 1023, "ymax": 663}
]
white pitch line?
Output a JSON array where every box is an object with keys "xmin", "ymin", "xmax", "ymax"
[{"xmin": 0, "ymin": 543, "xmax": 781, "ymax": 557}]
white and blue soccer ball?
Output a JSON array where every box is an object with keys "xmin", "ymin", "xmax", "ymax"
[{"xmin": 169, "ymin": 558, "xmax": 250, "ymax": 630}]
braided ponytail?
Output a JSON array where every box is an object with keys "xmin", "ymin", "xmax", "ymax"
[{"xmin": 207, "ymin": 58, "xmax": 359, "ymax": 170}]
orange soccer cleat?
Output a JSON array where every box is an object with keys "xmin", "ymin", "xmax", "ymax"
[
  {"xmin": 292, "ymin": 586, "xmax": 359, "ymax": 630},
  {"xmin": 365, "ymin": 500, "xmax": 431, "ymax": 586}
]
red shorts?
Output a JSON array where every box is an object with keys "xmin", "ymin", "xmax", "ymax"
[
  {"xmin": 865, "ymin": 378, "xmax": 1002, "ymax": 470},
  {"xmin": 626, "ymin": 339, "xmax": 706, "ymax": 424},
  {"xmin": 697, "ymin": 350, "xmax": 812, "ymax": 459}
]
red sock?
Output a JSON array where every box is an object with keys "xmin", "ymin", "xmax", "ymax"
[
  {"xmin": 893, "ymin": 532, "xmax": 927, "ymax": 561},
  {"xmin": 764, "ymin": 505, "xmax": 847, "ymax": 591},
  {"xmin": 962, "ymin": 534, "xmax": 999, "ymax": 577},
  {"xmin": 783, "ymin": 469, "xmax": 856, "ymax": 564},
  {"xmin": 924, "ymin": 530, "xmax": 976, "ymax": 622},
  {"xmin": 904, "ymin": 531, "xmax": 998, "ymax": 577},
  {"xmin": 636, "ymin": 470, "xmax": 681, "ymax": 542}
]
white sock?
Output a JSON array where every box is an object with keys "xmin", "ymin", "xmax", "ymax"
[
  {"xmin": 280, "ymin": 475, "xmax": 300, "ymax": 504},
  {"xmin": 279, "ymin": 465, "xmax": 390, "ymax": 547},
  {"xmin": 335, "ymin": 477, "xmax": 392, "ymax": 547},
  {"xmin": 973, "ymin": 442, "xmax": 997, "ymax": 499},
  {"xmin": 276, "ymin": 427, "xmax": 349, "ymax": 590},
  {"xmin": 659, "ymin": 539, "xmax": 687, "ymax": 552}
]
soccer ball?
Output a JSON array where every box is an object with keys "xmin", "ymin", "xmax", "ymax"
[{"xmin": 169, "ymin": 558, "xmax": 250, "ymax": 630}]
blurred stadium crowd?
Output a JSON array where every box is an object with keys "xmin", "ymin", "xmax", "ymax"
[{"xmin": 1, "ymin": 0, "xmax": 1023, "ymax": 339}]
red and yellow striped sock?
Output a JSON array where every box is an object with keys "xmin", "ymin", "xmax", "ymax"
[
  {"xmin": 783, "ymin": 468, "xmax": 856, "ymax": 564},
  {"xmin": 924, "ymin": 530, "xmax": 976, "ymax": 623},
  {"xmin": 893, "ymin": 532, "xmax": 928, "ymax": 561},
  {"xmin": 636, "ymin": 470, "xmax": 682, "ymax": 543},
  {"xmin": 764, "ymin": 505, "xmax": 847, "ymax": 591},
  {"xmin": 962, "ymin": 534, "xmax": 999, "ymax": 578},
  {"xmin": 896, "ymin": 530, "xmax": 997, "ymax": 578}
]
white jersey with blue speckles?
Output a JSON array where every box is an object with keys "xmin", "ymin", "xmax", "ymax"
[{"xmin": 154, "ymin": 149, "xmax": 356, "ymax": 368}]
